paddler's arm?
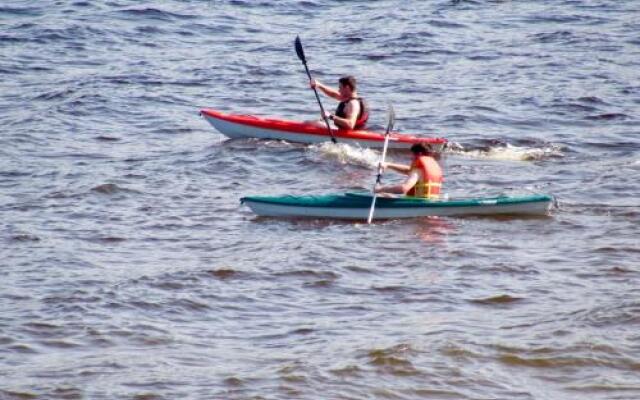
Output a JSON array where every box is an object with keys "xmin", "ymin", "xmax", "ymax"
[
  {"xmin": 382, "ymin": 162, "xmax": 411, "ymax": 175},
  {"xmin": 310, "ymin": 79, "xmax": 341, "ymax": 100},
  {"xmin": 374, "ymin": 170, "xmax": 419, "ymax": 195}
]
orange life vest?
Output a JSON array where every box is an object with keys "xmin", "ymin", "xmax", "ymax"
[{"xmin": 406, "ymin": 156, "xmax": 443, "ymax": 199}]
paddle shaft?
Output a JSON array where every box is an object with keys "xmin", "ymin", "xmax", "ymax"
[
  {"xmin": 367, "ymin": 106, "xmax": 395, "ymax": 224},
  {"xmin": 367, "ymin": 135, "xmax": 391, "ymax": 223},
  {"xmin": 295, "ymin": 36, "xmax": 336, "ymax": 143}
]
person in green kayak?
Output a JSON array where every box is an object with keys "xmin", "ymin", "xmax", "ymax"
[
  {"xmin": 310, "ymin": 75, "xmax": 369, "ymax": 130},
  {"xmin": 375, "ymin": 144, "xmax": 444, "ymax": 199}
]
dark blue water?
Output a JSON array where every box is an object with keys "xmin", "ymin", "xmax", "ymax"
[{"xmin": 1, "ymin": 1, "xmax": 639, "ymax": 399}]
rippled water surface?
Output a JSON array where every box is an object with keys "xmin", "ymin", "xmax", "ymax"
[{"xmin": 1, "ymin": 1, "xmax": 639, "ymax": 399}]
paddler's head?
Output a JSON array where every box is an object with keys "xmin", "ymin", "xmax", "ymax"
[
  {"xmin": 410, "ymin": 144, "xmax": 429, "ymax": 156},
  {"xmin": 411, "ymin": 143, "xmax": 440, "ymax": 160},
  {"xmin": 338, "ymin": 75, "xmax": 357, "ymax": 99}
]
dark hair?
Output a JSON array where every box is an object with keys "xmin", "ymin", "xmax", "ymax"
[
  {"xmin": 410, "ymin": 144, "xmax": 429, "ymax": 155},
  {"xmin": 338, "ymin": 76, "xmax": 357, "ymax": 91}
]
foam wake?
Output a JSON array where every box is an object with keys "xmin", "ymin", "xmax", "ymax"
[
  {"xmin": 446, "ymin": 142, "xmax": 564, "ymax": 161},
  {"xmin": 307, "ymin": 142, "xmax": 381, "ymax": 168}
]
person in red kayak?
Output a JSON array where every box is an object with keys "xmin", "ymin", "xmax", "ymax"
[
  {"xmin": 310, "ymin": 75, "xmax": 369, "ymax": 130},
  {"xmin": 375, "ymin": 144, "xmax": 443, "ymax": 199}
]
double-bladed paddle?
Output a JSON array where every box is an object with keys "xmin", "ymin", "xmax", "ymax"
[
  {"xmin": 367, "ymin": 104, "xmax": 395, "ymax": 224},
  {"xmin": 294, "ymin": 35, "xmax": 337, "ymax": 144}
]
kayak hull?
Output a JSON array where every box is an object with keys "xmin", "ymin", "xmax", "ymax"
[
  {"xmin": 201, "ymin": 109, "xmax": 447, "ymax": 150},
  {"xmin": 240, "ymin": 193, "xmax": 554, "ymax": 219}
]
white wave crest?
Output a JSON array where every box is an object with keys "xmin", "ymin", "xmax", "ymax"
[
  {"xmin": 307, "ymin": 142, "xmax": 380, "ymax": 168},
  {"xmin": 447, "ymin": 142, "xmax": 564, "ymax": 161}
]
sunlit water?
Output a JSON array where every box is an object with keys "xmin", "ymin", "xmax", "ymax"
[{"xmin": 1, "ymin": 1, "xmax": 639, "ymax": 399}]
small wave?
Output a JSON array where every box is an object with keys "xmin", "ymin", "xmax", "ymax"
[
  {"xmin": 11, "ymin": 234, "xmax": 40, "ymax": 242},
  {"xmin": 206, "ymin": 268, "xmax": 238, "ymax": 280},
  {"xmin": 117, "ymin": 8, "xmax": 196, "ymax": 21},
  {"xmin": 274, "ymin": 269, "xmax": 339, "ymax": 280},
  {"xmin": 403, "ymin": 49, "xmax": 459, "ymax": 57},
  {"xmin": 0, "ymin": 35, "xmax": 32, "ymax": 44},
  {"xmin": 329, "ymin": 365, "xmax": 362, "ymax": 377},
  {"xmin": 498, "ymin": 354, "xmax": 598, "ymax": 368},
  {"xmin": 427, "ymin": 19, "xmax": 467, "ymax": 29},
  {"xmin": 521, "ymin": 14, "xmax": 589, "ymax": 24},
  {"xmin": 470, "ymin": 294, "xmax": 524, "ymax": 305},
  {"xmin": 91, "ymin": 183, "xmax": 121, "ymax": 194},
  {"xmin": 95, "ymin": 136, "xmax": 120, "ymax": 142},
  {"xmin": 23, "ymin": 321, "xmax": 61, "ymax": 332},
  {"xmin": 399, "ymin": 31, "xmax": 435, "ymax": 40},
  {"xmin": 366, "ymin": 344, "xmax": 420, "ymax": 376},
  {"xmin": 594, "ymin": 246, "xmax": 640, "ymax": 255},
  {"xmin": 41, "ymin": 339, "xmax": 81, "ymax": 349},
  {"xmin": 0, "ymin": 6, "xmax": 42, "ymax": 16},
  {"xmin": 449, "ymin": 0, "xmax": 482, "ymax": 6},
  {"xmin": 7, "ymin": 344, "xmax": 38, "ymax": 354},
  {"xmin": 33, "ymin": 88, "xmax": 75, "ymax": 101},
  {"xmin": 223, "ymin": 377, "xmax": 243, "ymax": 387},
  {"xmin": 372, "ymin": 285, "xmax": 406, "ymax": 293},
  {"xmin": 136, "ymin": 25, "xmax": 166, "ymax": 35},
  {"xmin": 441, "ymin": 343, "xmax": 478, "ymax": 359},
  {"xmin": 447, "ymin": 142, "xmax": 564, "ymax": 161},
  {"xmin": 549, "ymin": 100, "xmax": 599, "ymax": 113},
  {"xmin": 567, "ymin": 381, "xmax": 640, "ymax": 392},
  {"xmin": 585, "ymin": 113, "xmax": 629, "ymax": 121},
  {"xmin": 0, "ymin": 170, "xmax": 31, "ymax": 178},
  {"xmin": 229, "ymin": 0, "xmax": 277, "ymax": 8},
  {"xmin": 304, "ymin": 279, "xmax": 333, "ymax": 288},
  {"xmin": 575, "ymin": 301, "xmax": 640, "ymax": 327},
  {"xmin": 180, "ymin": 22, "xmax": 233, "ymax": 35},
  {"xmin": 608, "ymin": 266, "xmax": 636, "ymax": 274},
  {"xmin": 577, "ymin": 96, "xmax": 607, "ymax": 105},
  {"xmin": 0, "ymin": 67, "xmax": 19, "ymax": 74},
  {"xmin": 344, "ymin": 36, "xmax": 364, "ymax": 43},
  {"xmin": 291, "ymin": 327, "xmax": 314, "ymax": 335},
  {"xmin": 365, "ymin": 54, "xmax": 390, "ymax": 61},
  {"xmin": 91, "ymin": 183, "xmax": 138, "ymax": 195},
  {"xmin": 559, "ymin": 202, "xmax": 639, "ymax": 217},
  {"xmin": 171, "ymin": 298, "xmax": 211, "ymax": 312},
  {"xmin": 468, "ymin": 105, "xmax": 500, "ymax": 113},
  {"xmin": 307, "ymin": 143, "xmax": 380, "ymax": 167},
  {"xmin": 95, "ymin": 236, "xmax": 127, "ymax": 243},
  {"xmin": 0, "ymin": 389, "xmax": 39, "ymax": 399},
  {"xmin": 533, "ymin": 30, "xmax": 574, "ymax": 44},
  {"xmin": 467, "ymin": 53, "xmax": 502, "ymax": 61}
]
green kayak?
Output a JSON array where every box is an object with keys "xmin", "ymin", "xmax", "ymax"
[{"xmin": 240, "ymin": 193, "xmax": 554, "ymax": 220}]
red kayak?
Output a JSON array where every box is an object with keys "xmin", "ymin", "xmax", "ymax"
[{"xmin": 200, "ymin": 109, "xmax": 447, "ymax": 150}]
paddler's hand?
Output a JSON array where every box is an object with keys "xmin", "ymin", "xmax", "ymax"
[
  {"xmin": 322, "ymin": 110, "xmax": 333, "ymax": 121},
  {"xmin": 374, "ymin": 183, "xmax": 383, "ymax": 193},
  {"xmin": 310, "ymin": 78, "xmax": 318, "ymax": 89}
]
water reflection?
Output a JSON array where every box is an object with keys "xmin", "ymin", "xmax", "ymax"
[{"xmin": 413, "ymin": 216, "xmax": 455, "ymax": 246}]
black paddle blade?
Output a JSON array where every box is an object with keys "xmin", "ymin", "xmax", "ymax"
[
  {"xmin": 294, "ymin": 35, "xmax": 306, "ymax": 63},
  {"xmin": 386, "ymin": 104, "xmax": 395, "ymax": 134}
]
